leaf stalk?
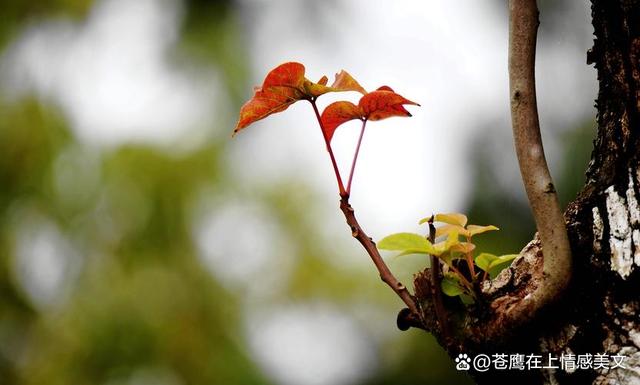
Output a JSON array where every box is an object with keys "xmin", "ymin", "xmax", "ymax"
[
  {"xmin": 310, "ymin": 99, "xmax": 346, "ymax": 196},
  {"xmin": 346, "ymin": 119, "xmax": 367, "ymax": 195}
]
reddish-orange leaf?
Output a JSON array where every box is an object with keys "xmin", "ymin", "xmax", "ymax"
[
  {"xmin": 320, "ymin": 101, "xmax": 363, "ymax": 142},
  {"xmin": 234, "ymin": 63, "xmax": 371, "ymax": 135},
  {"xmin": 234, "ymin": 88, "xmax": 302, "ymax": 134},
  {"xmin": 358, "ymin": 89, "xmax": 419, "ymax": 121},
  {"xmin": 262, "ymin": 62, "xmax": 306, "ymax": 89},
  {"xmin": 320, "ymin": 86, "xmax": 418, "ymax": 141},
  {"xmin": 331, "ymin": 70, "xmax": 368, "ymax": 95},
  {"xmin": 234, "ymin": 62, "xmax": 308, "ymax": 135}
]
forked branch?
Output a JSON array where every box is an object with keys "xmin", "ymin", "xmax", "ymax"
[{"xmin": 508, "ymin": 0, "xmax": 572, "ymax": 310}]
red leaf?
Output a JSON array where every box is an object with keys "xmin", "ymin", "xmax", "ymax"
[
  {"xmin": 320, "ymin": 87, "xmax": 419, "ymax": 141},
  {"xmin": 320, "ymin": 101, "xmax": 363, "ymax": 142},
  {"xmin": 234, "ymin": 62, "xmax": 307, "ymax": 135},
  {"xmin": 233, "ymin": 63, "xmax": 370, "ymax": 135},
  {"xmin": 263, "ymin": 62, "xmax": 306, "ymax": 89},
  {"xmin": 358, "ymin": 89, "xmax": 419, "ymax": 121}
]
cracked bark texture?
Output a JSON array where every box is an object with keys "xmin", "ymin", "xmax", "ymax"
[{"xmin": 412, "ymin": 1, "xmax": 640, "ymax": 383}]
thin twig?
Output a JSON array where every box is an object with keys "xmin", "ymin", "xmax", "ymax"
[
  {"xmin": 310, "ymin": 98, "xmax": 419, "ymax": 320},
  {"xmin": 508, "ymin": 0, "xmax": 572, "ymax": 303},
  {"xmin": 346, "ymin": 119, "xmax": 367, "ymax": 195},
  {"xmin": 465, "ymin": 236, "xmax": 476, "ymax": 280},
  {"xmin": 428, "ymin": 219, "xmax": 450, "ymax": 342},
  {"xmin": 339, "ymin": 195, "xmax": 419, "ymax": 316},
  {"xmin": 310, "ymin": 99, "xmax": 346, "ymax": 195}
]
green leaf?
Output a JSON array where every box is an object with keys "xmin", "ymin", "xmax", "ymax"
[
  {"xmin": 441, "ymin": 274, "xmax": 465, "ymax": 297},
  {"xmin": 434, "ymin": 224, "xmax": 469, "ymax": 238},
  {"xmin": 378, "ymin": 232, "xmax": 433, "ymax": 254},
  {"xmin": 438, "ymin": 253, "xmax": 453, "ymax": 266},
  {"xmin": 387, "ymin": 253, "xmax": 431, "ymax": 286},
  {"xmin": 450, "ymin": 242, "xmax": 475, "ymax": 255},
  {"xmin": 467, "ymin": 224, "xmax": 499, "ymax": 237},
  {"xmin": 418, "ymin": 215, "xmax": 433, "ymax": 225},
  {"xmin": 395, "ymin": 248, "xmax": 434, "ymax": 257},
  {"xmin": 488, "ymin": 254, "xmax": 518, "ymax": 279},
  {"xmin": 443, "ymin": 230, "xmax": 460, "ymax": 250},
  {"xmin": 459, "ymin": 293, "xmax": 475, "ymax": 305},
  {"xmin": 434, "ymin": 213, "xmax": 468, "ymax": 227},
  {"xmin": 430, "ymin": 231, "xmax": 461, "ymax": 263},
  {"xmin": 475, "ymin": 252, "xmax": 497, "ymax": 272},
  {"xmin": 438, "ymin": 244, "xmax": 475, "ymax": 266}
]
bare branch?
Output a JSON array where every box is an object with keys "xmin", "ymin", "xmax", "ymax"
[
  {"xmin": 508, "ymin": 0, "xmax": 572, "ymax": 307},
  {"xmin": 339, "ymin": 196, "xmax": 420, "ymax": 316},
  {"xmin": 427, "ymin": 219, "xmax": 451, "ymax": 344}
]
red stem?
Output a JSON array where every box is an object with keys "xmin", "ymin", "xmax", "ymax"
[
  {"xmin": 310, "ymin": 99, "xmax": 346, "ymax": 196},
  {"xmin": 346, "ymin": 119, "xmax": 367, "ymax": 195}
]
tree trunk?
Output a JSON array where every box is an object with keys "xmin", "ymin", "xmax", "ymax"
[{"xmin": 413, "ymin": 1, "xmax": 640, "ymax": 383}]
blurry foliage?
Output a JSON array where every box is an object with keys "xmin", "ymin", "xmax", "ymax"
[
  {"xmin": 556, "ymin": 120, "xmax": 596, "ymax": 208},
  {"xmin": 179, "ymin": 0, "xmax": 250, "ymax": 101},
  {"xmin": 369, "ymin": 333, "xmax": 469, "ymax": 385},
  {"xmin": 466, "ymin": 119, "xmax": 595, "ymax": 257},
  {"xmin": 0, "ymin": 0, "xmax": 93, "ymax": 48},
  {"xmin": 0, "ymin": 1, "xmax": 272, "ymax": 384},
  {"xmin": 465, "ymin": 139, "xmax": 535, "ymax": 256},
  {"xmin": 0, "ymin": 99, "xmax": 271, "ymax": 384},
  {"xmin": 101, "ymin": 144, "xmax": 220, "ymax": 266}
]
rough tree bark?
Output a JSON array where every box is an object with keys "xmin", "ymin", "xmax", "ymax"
[{"xmin": 410, "ymin": 1, "xmax": 640, "ymax": 384}]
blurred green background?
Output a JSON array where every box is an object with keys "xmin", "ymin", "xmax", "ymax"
[{"xmin": 0, "ymin": 1, "xmax": 595, "ymax": 384}]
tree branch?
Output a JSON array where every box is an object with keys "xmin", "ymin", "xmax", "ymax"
[
  {"xmin": 339, "ymin": 195, "xmax": 419, "ymax": 316},
  {"xmin": 508, "ymin": 0, "xmax": 572, "ymax": 308},
  {"xmin": 427, "ymin": 219, "xmax": 451, "ymax": 344}
]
